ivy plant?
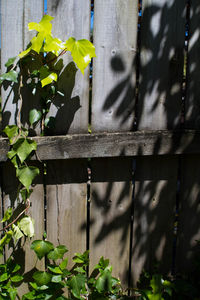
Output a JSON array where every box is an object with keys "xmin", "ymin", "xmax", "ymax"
[{"xmin": 0, "ymin": 14, "xmax": 96, "ymax": 255}]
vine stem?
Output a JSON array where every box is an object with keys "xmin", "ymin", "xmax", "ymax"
[
  {"xmin": 17, "ymin": 72, "xmax": 23, "ymax": 130},
  {"xmin": 0, "ymin": 199, "xmax": 30, "ymax": 232}
]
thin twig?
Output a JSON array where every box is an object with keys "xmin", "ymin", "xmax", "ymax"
[
  {"xmin": 17, "ymin": 72, "xmax": 23, "ymax": 130},
  {"xmin": 0, "ymin": 199, "xmax": 30, "ymax": 232}
]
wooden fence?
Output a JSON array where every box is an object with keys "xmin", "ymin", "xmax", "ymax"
[{"xmin": 1, "ymin": 0, "xmax": 200, "ymax": 292}]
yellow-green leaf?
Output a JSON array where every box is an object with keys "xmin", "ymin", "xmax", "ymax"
[
  {"xmin": 18, "ymin": 216, "xmax": 35, "ymax": 238},
  {"xmin": 41, "ymin": 72, "xmax": 58, "ymax": 87},
  {"xmin": 28, "ymin": 15, "xmax": 54, "ymax": 35},
  {"xmin": 44, "ymin": 34, "xmax": 65, "ymax": 56},
  {"xmin": 12, "ymin": 224, "xmax": 24, "ymax": 241},
  {"xmin": 65, "ymin": 37, "xmax": 96, "ymax": 74},
  {"xmin": 16, "ymin": 166, "xmax": 40, "ymax": 191}
]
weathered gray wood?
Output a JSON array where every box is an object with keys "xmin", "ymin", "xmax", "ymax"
[
  {"xmin": 1, "ymin": 0, "xmax": 23, "ymax": 127},
  {"xmin": 138, "ymin": 0, "xmax": 185, "ymax": 130},
  {"xmin": 132, "ymin": 156, "xmax": 178, "ymax": 284},
  {"xmin": 90, "ymin": 158, "xmax": 133, "ymax": 286},
  {"xmin": 92, "ymin": 0, "xmax": 138, "ymax": 131},
  {"xmin": 185, "ymin": 1, "xmax": 200, "ymax": 129},
  {"xmin": 176, "ymin": 156, "xmax": 200, "ymax": 274},
  {"xmin": 0, "ymin": 130, "xmax": 200, "ymax": 161},
  {"xmin": 46, "ymin": 160, "xmax": 87, "ymax": 267},
  {"xmin": 47, "ymin": 0, "xmax": 90, "ymax": 134}
]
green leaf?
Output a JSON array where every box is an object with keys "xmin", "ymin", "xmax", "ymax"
[
  {"xmin": 47, "ymin": 265, "xmax": 63, "ymax": 274},
  {"xmin": 22, "ymin": 291, "xmax": 36, "ymax": 299},
  {"xmin": 33, "ymin": 271, "xmax": 52, "ymax": 286},
  {"xmin": 8, "ymin": 287, "xmax": 17, "ymax": 300},
  {"xmin": 51, "ymin": 275, "xmax": 62, "ymax": 283},
  {"xmin": 95, "ymin": 267, "xmax": 113, "ymax": 293},
  {"xmin": 150, "ymin": 274, "xmax": 162, "ymax": 295},
  {"xmin": 59, "ymin": 258, "xmax": 68, "ymax": 271},
  {"xmin": 12, "ymin": 224, "xmax": 24, "ymax": 241},
  {"xmin": 31, "ymin": 240, "xmax": 54, "ymax": 260},
  {"xmin": 5, "ymin": 56, "xmax": 17, "ymax": 68},
  {"xmin": 10, "ymin": 275, "xmax": 23, "ymax": 282},
  {"xmin": 0, "ymin": 273, "xmax": 8, "ymax": 282},
  {"xmin": 47, "ymin": 245, "xmax": 68, "ymax": 260},
  {"xmin": 16, "ymin": 166, "xmax": 40, "ymax": 191},
  {"xmin": 1, "ymin": 207, "xmax": 13, "ymax": 223},
  {"xmin": 68, "ymin": 274, "xmax": 87, "ymax": 299},
  {"xmin": 0, "ymin": 231, "xmax": 13, "ymax": 247},
  {"xmin": 29, "ymin": 109, "xmax": 42, "ymax": 125},
  {"xmin": 18, "ymin": 216, "xmax": 35, "ymax": 238},
  {"xmin": 3, "ymin": 125, "xmax": 19, "ymax": 144},
  {"xmin": 44, "ymin": 35, "xmax": 65, "ymax": 56},
  {"xmin": 0, "ymin": 70, "xmax": 18, "ymax": 83},
  {"xmin": 13, "ymin": 138, "xmax": 37, "ymax": 163},
  {"xmin": 73, "ymin": 250, "xmax": 89, "ymax": 265},
  {"xmin": 65, "ymin": 37, "xmax": 96, "ymax": 74},
  {"xmin": 94, "ymin": 256, "xmax": 110, "ymax": 271}
]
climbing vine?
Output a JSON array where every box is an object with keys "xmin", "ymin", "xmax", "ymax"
[{"xmin": 0, "ymin": 15, "xmax": 96, "ymax": 255}]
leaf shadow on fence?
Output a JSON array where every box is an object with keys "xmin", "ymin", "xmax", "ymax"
[{"xmin": 85, "ymin": 0, "xmax": 200, "ymax": 286}]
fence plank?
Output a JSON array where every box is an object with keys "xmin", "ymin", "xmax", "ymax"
[
  {"xmin": 47, "ymin": 0, "xmax": 90, "ymax": 134},
  {"xmin": 92, "ymin": 0, "xmax": 138, "ymax": 132},
  {"xmin": 1, "ymin": 0, "xmax": 23, "ymax": 127},
  {"xmin": 90, "ymin": 158, "xmax": 133, "ymax": 286},
  {"xmin": 185, "ymin": 1, "xmax": 200, "ymax": 129},
  {"xmin": 176, "ymin": 156, "xmax": 200, "ymax": 275},
  {"xmin": 132, "ymin": 156, "xmax": 178, "ymax": 284},
  {"xmin": 138, "ymin": 0, "xmax": 185, "ymax": 130},
  {"xmin": 46, "ymin": 160, "xmax": 87, "ymax": 267}
]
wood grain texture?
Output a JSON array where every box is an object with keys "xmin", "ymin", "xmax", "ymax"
[
  {"xmin": 132, "ymin": 156, "xmax": 178, "ymax": 284},
  {"xmin": 92, "ymin": 0, "xmax": 138, "ymax": 132},
  {"xmin": 90, "ymin": 158, "xmax": 133, "ymax": 286},
  {"xmin": 1, "ymin": 0, "xmax": 23, "ymax": 127},
  {"xmin": 47, "ymin": 0, "xmax": 90, "ymax": 134},
  {"xmin": 185, "ymin": 0, "xmax": 200, "ymax": 129},
  {"xmin": 176, "ymin": 156, "xmax": 200, "ymax": 274},
  {"xmin": 0, "ymin": 130, "xmax": 200, "ymax": 161},
  {"xmin": 138, "ymin": 0, "xmax": 185, "ymax": 130},
  {"xmin": 46, "ymin": 160, "xmax": 88, "ymax": 267}
]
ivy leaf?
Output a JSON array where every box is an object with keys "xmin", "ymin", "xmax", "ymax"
[
  {"xmin": 3, "ymin": 125, "xmax": 19, "ymax": 144},
  {"xmin": 95, "ymin": 267, "xmax": 113, "ymax": 293},
  {"xmin": 150, "ymin": 274, "xmax": 163, "ymax": 295},
  {"xmin": 1, "ymin": 207, "xmax": 13, "ymax": 223},
  {"xmin": 31, "ymin": 240, "xmax": 54, "ymax": 260},
  {"xmin": 5, "ymin": 56, "xmax": 17, "ymax": 68},
  {"xmin": 29, "ymin": 109, "xmax": 42, "ymax": 125},
  {"xmin": 51, "ymin": 275, "xmax": 62, "ymax": 283},
  {"xmin": 10, "ymin": 275, "xmax": 24, "ymax": 282},
  {"xmin": 0, "ymin": 273, "xmax": 8, "ymax": 282},
  {"xmin": 47, "ymin": 245, "xmax": 68, "ymax": 260},
  {"xmin": 18, "ymin": 216, "xmax": 35, "ymax": 238},
  {"xmin": 0, "ymin": 70, "xmax": 18, "ymax": 83},
  {"xmin": 13, "ymin": 138, "xmax": 37, "ymax": 163},
  {"xmin": 33, "ymin": 271, "xmax": 52, "ymax": 286},
  {"xmin": 12, "ymin": 224, "xmax": 24, "ymax": 241},
  {"xmin": 73, "ymin": 250, "xmax": 89, "ymax": 265},
  {"xmin": 44, "ymin": 35, "xmax": 65, "ymax": 56},
  {"xmin": 8, "ymin": 287, "xmax": 17, "ymax": 300},
  {"xmin": 16, "ymin": 166, "xmax": 40, "ymax": 191},
  {"xmin": 28, "ymin": 15, "xmax": 54, "ymax": 35},
  {"xmin": 68, "ymin": 274, "xmax": 87, "ymax": 299},
  {"xmin": 48, "ymin": 265, "xmax": 63, "ymax": 274},
  {"xmin": 65, "ymin": 37, "xmax": 96, "ymax": 74},
  {"xmin": 59, "ymin": 258, "xmax": 68, "ymax": 271}
]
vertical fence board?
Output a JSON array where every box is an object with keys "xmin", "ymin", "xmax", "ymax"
[
  {"xmin": 46, "ymin": 160, "xmax": 87, "ymax": 267},
  {"xmin": 1, "ymin": 0, "xmax": 23, "ymax": 127},
  {"xmin": 138, "ymin": 0, "xmax": 185, "ymax": 130},
  {"xmin": 176, "ymin": 156, "xmax": 200, "ymax": 275},
  {"xmin": 90, "ymin": 158, "xmax": 132, "ymax": 286},
  {"xmin": 47, "ymin": 0, "xmax": 90, "ymax": 134},
  {"xmin": 92, "ymin": 0, "xmax": 138, "ymax": 131},
  {"xmin": 185, "ymin": 0, "xmax": 200, "ymax": 129},
  {"xmin": 132, "ymin": 156, "xmax": 178, "ymax": 284}
]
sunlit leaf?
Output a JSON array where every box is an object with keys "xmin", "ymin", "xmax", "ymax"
[
  {"xmin": 51, "ymin": 275, "xmax": 62, "ymax": 283},
  {"xmin": 65, "ymin": 37, "xmax": 96, "ymax": 74},
  {"xmin": 19, "ymin": 47, "xmax": 32, "ymax": 59},
  {"xmin": 18, "ymin": 216, "xmax": 35, "ymax": 238},
  {"xmin": 28, "ymin": 15, "xmax": 54, "ymax": 35},
  {"xmin": 48, "ymin": 265, "xmax": 63, "ymax": 274},
  {"xmin": 31, "ymin": 240, "xmax": 54, "ymax": 260},
  {"xmin": 44, "ymin": 35, "xmax": 65, "ymax": 56},
  {"xmin": 16, "ymin": 166, "xmax": 40, "ymax": 191},
  {"xmin": 1, "ymin": 207, "xmax": 13, "ymax": 223},
  {"xmin": 0, "ymin": 231, "xmax": 13, "ymax": 247},
  {"xmin": 95, "ymin": 267, "xmax": 113, "ymax": 293},
  {"xmin": 10, "ymin": 275, "xmax": 23, "ymax": 282},
  {"xmin": 12, "ymin": 224, "xmax": 24, "ymax": 241},
  {"xmin": 59, "ymin": 258, "xmax": 68, "ymax": 271}
]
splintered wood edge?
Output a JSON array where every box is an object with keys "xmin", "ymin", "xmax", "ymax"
[{"xmin": 0, "ymin": 130, "xmax": 200, "ymax": 161}]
